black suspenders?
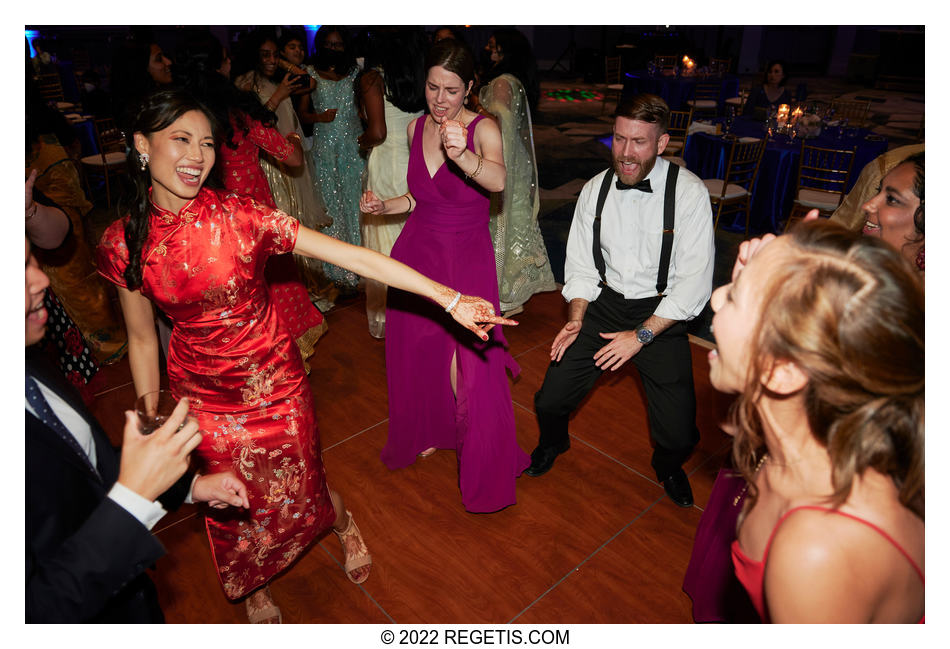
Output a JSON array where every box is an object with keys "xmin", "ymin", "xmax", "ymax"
[{"xmin": 592, "ymin": 162, "xmax": 679, "ymax": 296}]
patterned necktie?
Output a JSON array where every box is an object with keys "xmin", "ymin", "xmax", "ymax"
[
  {"xmin": 616, "ymin": 178, "xmax": 652, "ymax": 192},
  {"xmin": 26, "ymin": 374, "xmax": 98, "ymax": 476}
]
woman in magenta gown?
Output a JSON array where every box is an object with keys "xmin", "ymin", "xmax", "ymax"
[
  {"xmin": 361, "ymin": 38, "xmax": 530, "ymax": 513},
  {"xmin": 97, "ymin": 89, "xmax": 512, "ymax": 622}
]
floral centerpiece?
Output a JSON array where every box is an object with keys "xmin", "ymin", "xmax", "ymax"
[{"xmin": 797, "ymin": 113, "xmax": 823, "ymax": 138}]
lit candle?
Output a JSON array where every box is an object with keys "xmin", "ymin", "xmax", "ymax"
[
  {"xmin": 791, "ymin": 106, "xmax": 803, "ymax": 126},
  {"xmin": 777, "ymin": 103, "xmax": 790, "ymax": 127}
]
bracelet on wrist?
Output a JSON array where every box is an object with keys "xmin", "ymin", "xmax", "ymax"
[
  {"xmin": 444, "ymin": 291, "xmax": 462, "ymax": 313},
  {"xmin": 404, "ymin": 195, "xmax": 412, "ymax": 213},
  {"xmin": 465, "ymin": 152, "xmax": 484, "ymax": 179}
]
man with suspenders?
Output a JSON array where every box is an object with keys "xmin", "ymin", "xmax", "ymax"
[{"xmin": 526, "ymin": 94, "xmax": 714, "ymax": 507}]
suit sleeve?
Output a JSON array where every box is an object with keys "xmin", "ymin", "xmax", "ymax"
[{"xmin": 25, "ymin": 496, "xmax": 165, "ymax": 623}]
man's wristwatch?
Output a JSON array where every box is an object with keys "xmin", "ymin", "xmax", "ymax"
[{"xmin": 635, "ymin": 326, "xmax": 655, "ymax": 345}]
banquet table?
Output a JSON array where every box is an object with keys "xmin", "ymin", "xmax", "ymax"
[
  {"xmin": 65, "ymin": 114, "xmax": 98, "ymax": 157},
  {"xmin": 622, "ymin": 70, "xmax": 739, "ymax": 111},
  {"xmin": 682, "ymin": 116, "xmax": 888, "ymax": 233}
]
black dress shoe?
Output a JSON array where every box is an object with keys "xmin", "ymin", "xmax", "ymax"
[
  {"xmin": 525, "ymin": 441, "xmax": 570, "ymax": 477},
  {"xmin": 661, "ymin": 468, "xmax": 694, "ymax": 508}
]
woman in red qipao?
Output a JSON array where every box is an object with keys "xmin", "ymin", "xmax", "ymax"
[{"xmin": 97, "ymin": 89, "xmax": 514, "ymax": 623}]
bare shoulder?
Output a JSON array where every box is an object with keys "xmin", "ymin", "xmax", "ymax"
[
  {"xmin": 360, "ymin": 68, "xmax": 383, "ymax": 91},
  {"xmin": 765, "ymin": 507, "xmax": 919, "ymax": 622},
  {"xmin": 473, "ymin": 112, "xmax": 501, "ymax": 137},
  {"xmin": 408, "ymin": 116, "xmax": 422, "ymax": 139}
]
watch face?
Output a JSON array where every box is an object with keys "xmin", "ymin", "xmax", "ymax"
[{"xmin": 637, "ymin": 327, "xmax": 654, "ymax": 344}]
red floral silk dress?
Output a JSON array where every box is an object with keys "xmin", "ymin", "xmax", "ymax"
[
  {"xmin": 217, "ymin": 115, "xmax": 294, "ymax": 205},
  {"xmin": 218, "ymin": 115, "xmax": 325, "ymax": 360},
  {"xmin": 97, "ymin": 188, "xmax": 336, "ymax": 599}
]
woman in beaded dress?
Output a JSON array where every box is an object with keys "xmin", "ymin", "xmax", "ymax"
[
  {"xmin": 97, "ymin": 88, "xmax": 513, "ymax": 622},
  {"xmin": 355, "ymin": 27, "xmax": 427, "ymax": 338},
  {"xmin": 477, "ymin": 28, "xmax": 555, "ymax": 315},
  {"xmin": 299, "ymin": 26, "xmax": 365, "ymax": 291}
]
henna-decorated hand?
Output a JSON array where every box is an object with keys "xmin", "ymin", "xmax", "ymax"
[
  {"xmin": 439, "ymin": 119, "xmax": 468, "ymax": 160},
  {"xmin": 445, "ymin": 293, "xmax": 517, "ymax": 341}
]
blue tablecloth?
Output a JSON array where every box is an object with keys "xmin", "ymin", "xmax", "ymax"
[
  {"xmin": 683, "ymin": 117, "xmax": 888, "ymax": 234},
  {"xmin": 70, "ymin": 119, "xmax": 97, "ymax": 157},
  {"xmin": 622, "ymin": 71, "xmax": 739, "ymax": 111}
]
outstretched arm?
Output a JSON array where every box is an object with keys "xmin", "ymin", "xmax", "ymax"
[{"xmin": 293, "ymin": 226, "xmax": 516, "ymax": 340}]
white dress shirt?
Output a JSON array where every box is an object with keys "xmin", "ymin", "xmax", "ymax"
[
  {"xmin": 26, "ymin": 379, "xmax": 167, "ymax": 530},
  {"xmin": 562, "ymin": 156, "xmax": 715, "ymax": 321}
]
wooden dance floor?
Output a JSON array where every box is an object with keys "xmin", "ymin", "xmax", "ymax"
[{"xmin": 89, "ymin": 289, "xmax": 735, "ymax": 623}]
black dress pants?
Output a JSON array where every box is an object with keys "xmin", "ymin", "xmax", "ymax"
[{"xmin": 534, "ymin": 286, "xmax": 699, "ymax": 480}]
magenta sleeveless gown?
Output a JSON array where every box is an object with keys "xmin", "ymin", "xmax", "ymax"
[{"xmin": 382, "ymin": 115, "xmax": 529, "ymax": 513}]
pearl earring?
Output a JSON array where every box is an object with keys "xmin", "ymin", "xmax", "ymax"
[{"xmin": 139, "ymin": 152, "xmax": 149, "ymax": 171}]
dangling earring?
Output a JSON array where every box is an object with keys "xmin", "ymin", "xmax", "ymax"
[{"xmin": 139, "ymin": 152, "xmax": 149, "ymax": 171}]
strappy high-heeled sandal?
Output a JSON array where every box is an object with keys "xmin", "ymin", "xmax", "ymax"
[
  {"xmin": 245, "ymin": 585, "xmax": 282, "ymax": 624},
  {"xmin": 333, "ymin": 510, "xmax": 372, "ymax": 584}
]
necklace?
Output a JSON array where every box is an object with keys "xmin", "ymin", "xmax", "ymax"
[{"xmin": 733, "ymin": 453, "xmax": 769, "ymax": 507}]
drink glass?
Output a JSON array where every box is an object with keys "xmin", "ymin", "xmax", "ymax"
[{"xmin": 135, "ymin": 389, "xmax": 181, "ymax": 435}]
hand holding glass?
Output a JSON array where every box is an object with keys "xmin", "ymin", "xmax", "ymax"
[{"xmin": 136, "ymin": 389, "xmax": 185, "ymax": 434}]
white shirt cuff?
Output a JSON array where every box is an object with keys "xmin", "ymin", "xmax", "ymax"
[
  {"xmin": 562, "ymin": 282, "xmax": 602, "ymax": 305},
  {"xmin": 184, "ymin": 473, "xmax": 200, "ymax": 505},
  {"xmin": 108, "ymin": 482, "xmax": 167, "ymax": 531}
]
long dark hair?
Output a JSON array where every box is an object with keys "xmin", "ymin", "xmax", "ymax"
[
  {"xmin": 121, "ymin": 88, "xmax": 218, "ymax": 290},
  {"xmin": 902, "ymin": 152, "xmax": 925, "ymax": 242},
  {"xmin": 110, "ymin": 38, "xmax": 161, "ymax": 129},
  {"xmin": 175, "ymin": 31, "xmax": 277, "ymax": 151},
  {"xmin": 762, "ymin": 59, "xmax": 787, "ymax": 87},
  {"xmin": 231, "ymin": 28, "xmax": 279, "ymax": 82},
  {"xmin": 311, "ymin": 25, "xmax": 355, "ymax": 76},
  {"xmin": 357, "ymin": 26, "xmax": 426, "ymax": 114},
  {"xmin": 482, "ymin": 27, "xmax": 539, "ymax": 112}
]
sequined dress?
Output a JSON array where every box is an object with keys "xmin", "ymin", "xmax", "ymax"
[
  {"xmin": 382, "ymin": 115, "xmax": 530, "ymax": 513},
  {"xmin": 479, "ymin": 74, "xmax": 555, "ymax": 312},
  {"xmin": 305, "ymin": 66, "xmax": 365, "ymax": 289},
  {"xmin": 97, "ymin": 188, "xmax": 336, "ymax": 600}
]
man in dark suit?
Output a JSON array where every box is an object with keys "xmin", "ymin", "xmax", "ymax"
[{"xmin": 25, "ymin": 235, "xmax": 249, "ymax": 623}]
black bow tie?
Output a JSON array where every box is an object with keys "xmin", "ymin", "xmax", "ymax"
[{"xmin": 616, "ymin": 178, "xmax": 652, "ymax": 192}]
